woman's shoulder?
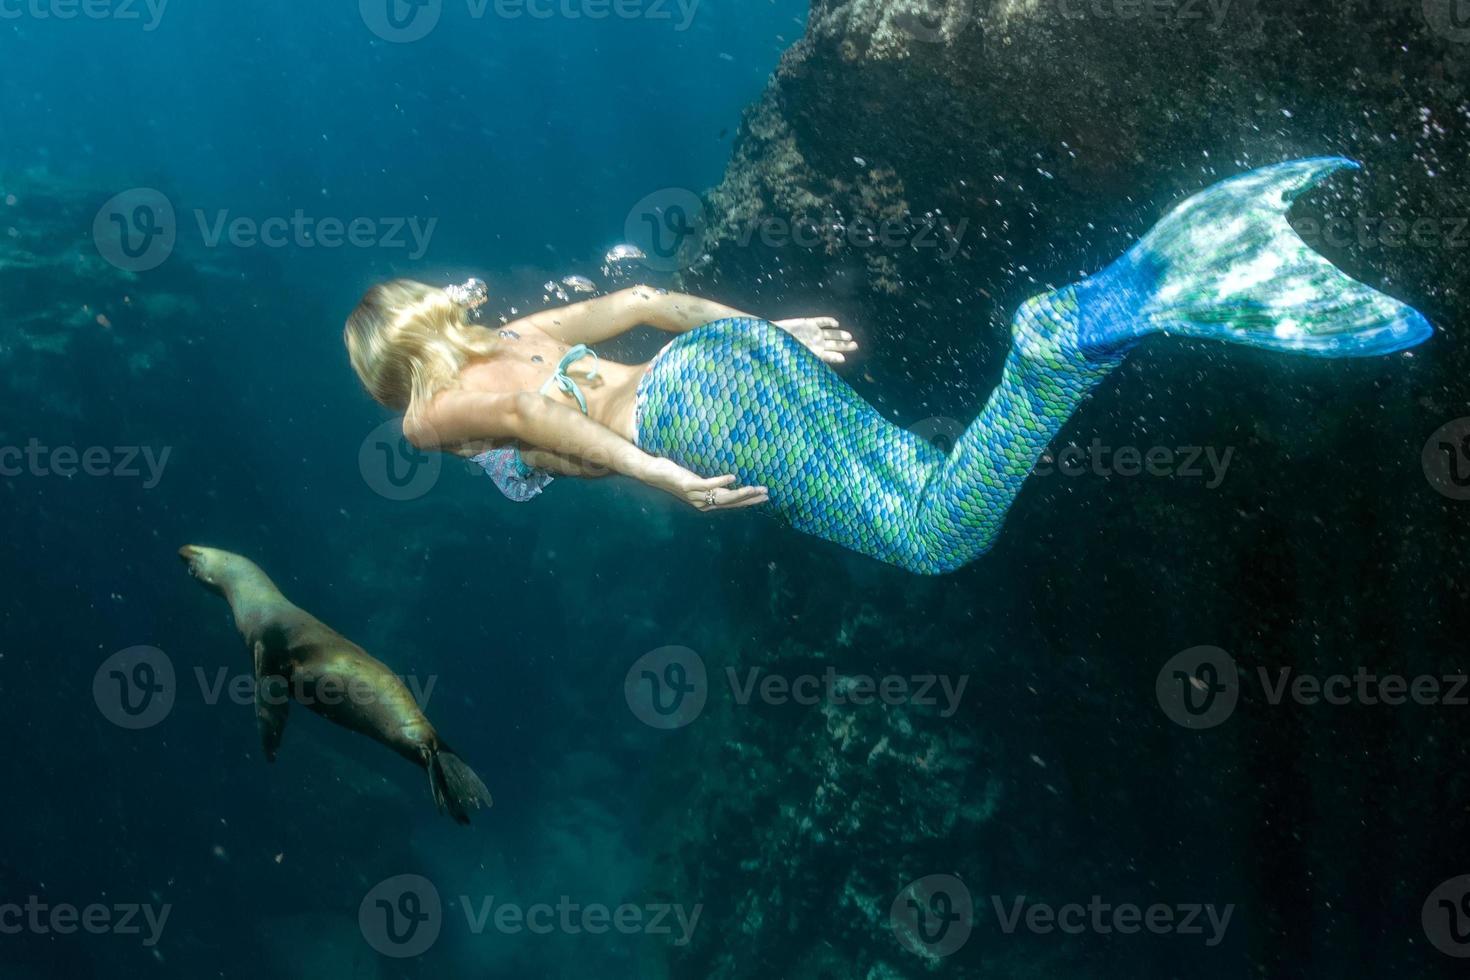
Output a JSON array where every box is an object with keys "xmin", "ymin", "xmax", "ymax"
[{"xmin": 406, "ymin": 385, "xmax": 515, "ymax": 451}]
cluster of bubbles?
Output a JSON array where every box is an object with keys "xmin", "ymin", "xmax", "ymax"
[{"xmin": 539, "ymin": 243, "xmax": 649, "ymax": 302}]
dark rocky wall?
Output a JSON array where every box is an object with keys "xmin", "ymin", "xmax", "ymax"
[{"xmin": 650, "ymin": 2, "xmax": 1469, "ymax": 977}]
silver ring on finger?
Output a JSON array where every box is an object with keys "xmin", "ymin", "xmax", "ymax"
[{"xmin": 704, "ymin": 489, "xmax": 718, "ymax": 507}]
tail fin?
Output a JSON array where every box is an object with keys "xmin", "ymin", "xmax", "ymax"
[
  {"xmin": 1077, "ymin": 157, "xmax": 1433, "ymax": 358},
  {"xmin": 427, "ymin": 748, "xmax": 493, "ymax": 826}
]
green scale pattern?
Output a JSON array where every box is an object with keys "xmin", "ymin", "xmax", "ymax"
[
  {"xmin": 628, "ymin": 160, "xmax": 1432, "ymax": 574},
  {"xmin": 633, "ymin": 307, "xmax": 1121, "ymax": 575}
]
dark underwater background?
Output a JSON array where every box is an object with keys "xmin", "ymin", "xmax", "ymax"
[{"xmin": 2, "ymin": 1, "xmax": 1469, "ymax": 977}]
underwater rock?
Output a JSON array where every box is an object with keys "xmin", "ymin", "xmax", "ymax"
[
  {"xmin": 662, "ymin": 4, "xmax": 1470, "ymax": 979},
  {"xmin": 652, "ymin": 613, "xmax": 1007, "ymax": 977},
  {"xmin": 0, "ymin": 169, "xmax": 214, "ymax": 438},
  {"xmin": 0, "ymin": 170, "xmax": 194, "ymax": 366},
  {"xmin": 690, "ymin": 0, "xmax": 1465, "ymax": 320}
]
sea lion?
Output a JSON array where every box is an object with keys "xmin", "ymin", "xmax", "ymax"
[{"xmin": 178, "ymin": 545, "xmax": 492, "ymax": 825}]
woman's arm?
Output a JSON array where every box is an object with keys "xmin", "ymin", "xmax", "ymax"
[
  {"xmin": 409, "ymin": 391, "xmax": 769, "ymax": 511},
  {"xmin": 520, "ymin": 446, "xmax": 621, "ymax": 478},
  {"xmin": 516, "ymin": 286, "xmax": 859, "ymax": 363},
  {"xmin": 513, "ymin": 286, "xmax": 752, "ymax": 345}
]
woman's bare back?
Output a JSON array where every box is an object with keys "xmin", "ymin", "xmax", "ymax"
[{"xmin": 453, "ymin": 318, "xmax": 649, "ymax": 450}]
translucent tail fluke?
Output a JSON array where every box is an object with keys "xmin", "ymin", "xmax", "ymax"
[{"xmin": 1078, "ymin": 157, "xmax": 1433, "ymax": 358}]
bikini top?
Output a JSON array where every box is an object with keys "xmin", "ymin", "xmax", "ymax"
[{"xmin": 470, "ymin": 345, "xmax": 599, "ymax": 502}]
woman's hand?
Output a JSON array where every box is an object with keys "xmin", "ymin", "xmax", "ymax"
[
  {"xmin": 773, "ymin": 317, "xmax": 858, "ymax": 365},
  {"xmin": 643, "ymin": 458, "xmax": 769, "ymax": 512}
]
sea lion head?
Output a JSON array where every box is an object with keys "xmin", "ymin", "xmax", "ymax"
[{"xmin": 179, "ymin": 545, "xmax": 245, "ymax": 596}]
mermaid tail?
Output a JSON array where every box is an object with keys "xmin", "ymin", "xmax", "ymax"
[
  {"xmin": 1072, "ymin": 156, "xmax": 1433, "ymax": 358},
  {"xmin": 633, "ymin": 160, "xmax": 1432, "ymax": 575}
]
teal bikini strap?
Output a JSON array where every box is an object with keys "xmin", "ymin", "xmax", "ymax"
[
  {"xmin": 539, "ymin": 344, "xmax": 600, "ymax": 415},
  {"xmin": 512, "ymin": 345, "xmax": 597, "ymax": 481}
]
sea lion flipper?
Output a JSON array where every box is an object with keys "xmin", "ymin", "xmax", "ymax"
[
  {"xmin": 253, "ymin": 641, "xmax": 290, "ymax": 763},
  {"xmin": 427, "ymin": 747, "xmax": 494, "ymax": 825}
]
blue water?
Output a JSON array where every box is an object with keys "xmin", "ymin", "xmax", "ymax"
[
  {"xmin": 2, "ymin": 2, "xmax": 799, "ymax": 275},
  {"xmin": 3, "ymin": 3, "xmax": 1468, "ymax": 979},
  {"xmin": 1, "ymin": 4, "xmax": 806, "ymax": 978}
]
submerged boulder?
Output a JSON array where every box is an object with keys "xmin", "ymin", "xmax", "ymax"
[{"xmin": 659, "ymin": 3, "xmax": 1469, "ymax": 979}]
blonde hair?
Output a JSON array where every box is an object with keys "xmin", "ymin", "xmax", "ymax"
[{"xmin": 344, "ymin": 279, "xmax": 497, "ymax": 421}]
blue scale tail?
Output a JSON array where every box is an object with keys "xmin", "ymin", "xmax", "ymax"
[
  {"xmin": 633, "ymin": 159, "xmax": 1434, "ymax": 575},
  {"xmin": 1076, "ymin": 156, "xmax": 1434, "ymax": 359}
]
